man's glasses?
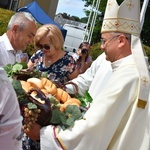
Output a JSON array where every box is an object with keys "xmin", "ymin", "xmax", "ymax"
[
  {"xmin": 100, "ymin": 35, "xmax": 121, "ymax": 46},
  {"xmin": 37, "ymin": 44, "xmax": 50, "ymax": 50}
]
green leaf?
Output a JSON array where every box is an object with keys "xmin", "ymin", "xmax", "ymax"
[
  {"xmin": 77, "ymin": 95, "xmax": 87, "ymax": 107},
  {"xmin": 19, "ymin": 62, "xmax": 28, "ymax": 69},
  {"xmin": 11, "ymin": 80, "xmax": 25, "ymax": 95},
  {"xmin": 60, "ymin": 112, "xmax": 67, "ymax": 124},
  {"xmin": 66, "ymin": 117, "xmax": 74, "ymax": 126},
  {"xmin": 12, "ymin": 63, "xmax": 23, "ymax": 73},
  {"xmin": 50, "ymin": 105, "xmax": 83, "ymax": 130},
  {"xmin": 84, "ymin": 91, "xmax": 93, "ymax": 103},
  {"xmin": 3, "ymin": 64, "xmax": 13, "ymax": 77},
  {"xmin": 65, "ymin": 105, "xmax": 82, "ymax": 120},
  {"xmin": 50, "ymin": 109, "xmax": 62, "ymax": 124},
  {"xmin": 28, "ymin": 102, "xmax": 37, "ymax": 109},
  {"xmin": 77, "ymin": 91, "xmax": 93, "ymax": 107},
  {"xmin": 18, "ymin": 95, "xmax": 29, "ymax": 105}
]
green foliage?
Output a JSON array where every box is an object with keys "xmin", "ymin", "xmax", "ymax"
[
  {"xmin": 77, "ymin": 90, "xmax": 93, "ymax": 107},
  {"xmin": 50, "ymin": 105, "xmax": 82, "ymax": 130},
  {"xmin": 11, "ymin": 79, "xmax": 25, "ymax": 95},
  {"xmin": 141, "ymin": 3, "xmax": 150, "ymax": 47},
  {"xmin": 25, "ymin": 43, "xmax": 36, "ymax": 57},
  {"xmin": 28, "ymin": 102, "xmax": 38, "ymax": 109},
  {"xmin": 0, "ymin": 8, "xmax": 15, "ymax": 35},
  {"xmin": 90, "ymin": 42, "xmax": 103, "ymax": 60},
  {"xmin": 144, "ymin": 45, "xmax": 150, "ymax": 64},
  {"xmin": 3, "ymin": 62, "xmax": 27, "ymax": 77},
  {"xmin": 80, "ymin": 17, "xmax": 88, "ymax": 23}
]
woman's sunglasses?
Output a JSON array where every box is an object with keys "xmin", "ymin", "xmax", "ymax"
[{"xmin": 37, "ymin": 44, "xmax": 50, "ymax": 50}]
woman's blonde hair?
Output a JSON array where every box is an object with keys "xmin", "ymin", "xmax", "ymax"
[{"xmin": 34, "ymin": 24, "xmax": 64, "ymax": 50}]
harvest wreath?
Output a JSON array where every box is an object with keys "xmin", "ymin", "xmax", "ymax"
[{"xmin": 4, "ymin": 62, "xmax": 92, "ymax": 131}]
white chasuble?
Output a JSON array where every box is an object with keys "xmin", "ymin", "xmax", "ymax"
[{"xmin": 40, "ymin": 56, "xmax": 148, "ymax": 150}]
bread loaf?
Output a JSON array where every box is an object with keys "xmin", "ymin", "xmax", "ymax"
[
  {"xmin": 41, "ymin": 77, "xmax": 57, "ymax": 95},
  {"xmin": 41, "ymin": 89, "xmax": 49, "ymax": 95},
  {"xmin": 20, "ymin": 80, "xmax": 32, "ymax": 92},
  {"xmin": 56, "ymin": 88, "xmax": 71, "ymax": 103},
  {"xmin": 27, "ymin": 77, "xmax": 43, "ymax": 89}
]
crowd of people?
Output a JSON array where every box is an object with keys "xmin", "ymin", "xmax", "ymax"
[
  {"xmin": 0, "ymin": 0, "xmax": 150, "ymax": 149},
  {"xmin": 0, "ymin": 11, "xmax": 92, "ymax": 150}
]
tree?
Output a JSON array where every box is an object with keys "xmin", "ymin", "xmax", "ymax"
[{"xmin": 141, "ymin": 1, "xmax": 150, "ymax": 47}]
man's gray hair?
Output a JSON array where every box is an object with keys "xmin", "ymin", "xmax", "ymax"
[{"xmin": 7, "ymin": 12, "xmax": 37, "ymax": 30}]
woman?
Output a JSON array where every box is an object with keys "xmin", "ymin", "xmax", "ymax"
[
  {"xmin": 72, "ymin": 41, "xmax": 93, "ymax": 74},
  {"xmin": 28, "ymin": 24, "xmax": 78, "ymax": 84}
]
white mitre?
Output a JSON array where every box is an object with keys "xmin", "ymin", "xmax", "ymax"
[{"xmin": 101, "ymin": 0, "xmax": 150, "ymax": 109}]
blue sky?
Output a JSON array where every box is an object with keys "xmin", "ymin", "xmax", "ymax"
[{"xmin": 56, "ymin": 0, "xmax": 87, "ymax": 18}]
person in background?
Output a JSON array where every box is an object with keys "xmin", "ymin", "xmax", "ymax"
[
  {"xmin": 0, "ymin": 67, "xmax": 23, "ymax": 150},
  {"xmin": 24, "ymin": 0, "xmax": 150, "ymax": 150},
  {"xmin": 72, "ymin": 41, "xmax": 93, "ymax": 74},
  {"xmin": 0, "ymin": 11, "xmax": 37, "ymax": 67},
  {"xmin": 27, "ymin": 24, "xmax": 79, "ymax": 84}
]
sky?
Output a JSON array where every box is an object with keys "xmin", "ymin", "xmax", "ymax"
[{"xmin": 56, "ymin": 0, "xmax": 87, "ymax": 18}]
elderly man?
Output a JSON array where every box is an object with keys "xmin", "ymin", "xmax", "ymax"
[{"xmin": 0, "ymin": 11, "xmax": 37, "ymax": 67}]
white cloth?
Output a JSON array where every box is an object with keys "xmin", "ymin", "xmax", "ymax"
[
  {"xmin": 0, "ymin": 67, "xmax": 23, "ymax": 150},
  {"xmin": 0, "ymin": 33, "xmax": 21, "ymax": 67},
  {"xmin": 0, "ymin": 40, "xmax": 9, "ymax": 67},
  {"xmin": 66, "ymin": 52, "xmax": 112, "ymax": 98},
  {"xmin": 140, "ymin": 89, "xmax": 150, "ymax": 150},
  {"xmin": 40, "ymin": 54, "xmax": 149, "ymax": 150}
]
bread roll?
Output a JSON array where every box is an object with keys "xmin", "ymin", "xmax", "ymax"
[
  {"xmin": 60, "ymin": 98, "xmax": 81, "ymax": 111},
  {"xmin": 56, "ymin": 88, "xmax": 71, "ymax": 103},
  {"xmin": 27, "ymin": 77, "xmax": 43, "ymax": 89},
  {"xmin": 66, "ymin": 98, "xmax": 81, "ymax": 106}
]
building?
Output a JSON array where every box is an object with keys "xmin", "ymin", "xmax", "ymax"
[
  {"xmin": 0, "ymin": 0, "xmax": 19, "ymax": 10},
  {"xmin": 0, "ymin": 0, "xmax": 58, "ymax": 19},
  {"xmin": 54, "ymin": 13, "xmax": 87, "ymax": 28}
]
